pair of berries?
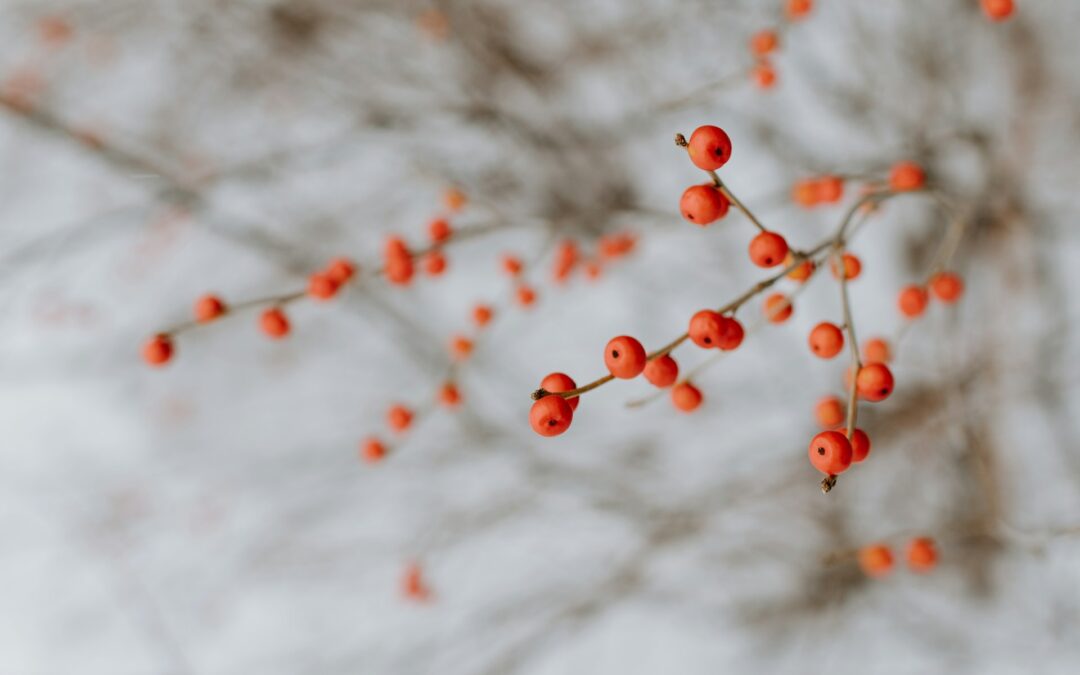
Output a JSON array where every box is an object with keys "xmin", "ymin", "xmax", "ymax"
[
  {"xmin": 859, "ymin": 538, "xmax": 938, "ymax": 577},
  {"xmin": 807, "ymin": 428, "xmax": 871, "ymax": 476},
  {"xmin": 792, "ymin": 176, "xmax": 844, "ymax": 207},
  {"xmin": 530, "ymin": 372, "xmax": 579, "ymax": 437},
  {"xmin": 680, "ymin": 126, "xmax": 732, "ymax": 225},
  {"xmin": 640, "ymin": 354, "xmax": 702, "ymax": 412},
  {"xmin": 688, "ymin": 311, "xmax": 744, "ymax": 350},
  {"xmin": 385, "ymin": 237, "xmax": 414, "ymax": 285},
  {"xmin": 897, "ymin": 272, "xmax": 965, "ymax": 318},
  {"xmin": 309, "ymin": 256, "xmax": 357, "ymax": 300}
]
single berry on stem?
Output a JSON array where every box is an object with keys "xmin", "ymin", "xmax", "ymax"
[
  {"xmin": 671, "ymin": 382, "xmax": 703, "ymax": 412},
  {"xmin": 530, "ymin": 395, "xmax": 574, "ymax": 436},
  {"xmin": 194, "ymin": 294, "xmax": 226, "ymax": 323},
  {"xmin": 680, "ymin": 185, "xmax": 730, "ymax": 225},
  {"xmin": 763, "ymin": 293, "xmax": 793, "ymax": 323},
  {"xmin": 856, "ymin": 362, "xmax": 894, "ymax": 402},
  {"xmin": 604, "ymin": 335, "xmax": 647, "ymax": 379},
  {"xmin": 858, "ymin": 544, "xmax": 894, "ymax": 578},
  {"xmin": 143, "ymin": 334, "xmax": 174, "ymax": 366},
  {"xmin": 260, "ymin": 307, "xmax": 290, "ymax": 339},
  {"xmin": 898, "ymin": 284, "xmax": 929, "ymax": 318},
  {"xmin": 815, "ymin": 396, "xmax": 845, "ymax": 429},
  {"xmin": 841, "ymin": 427, "xmax": 871, "ymax": 462},
  {"xmin": 643, "ymin": 354, "xmax": 679, "ymax": 388},
  {"xmin": 808, "ymin": 430, "xmax": 854, "ymax": 475},
  {"xmin": 906, "ymin": 537, "xmax": 938, "ymax": 572},
  {"xmin": 862, "ymin": 337, "xmax": 892, "ymax": 364},
  {"xmin": 808, "ymin": 322, "xmax": 844, "ymax": 359},
  {"xmin": 748, "ymin": 231, "xmax": 789, "ymax": 268},
  {"xmin": 387, "ymin": 404, "xmax": 413, "ymax": 432},
  {"xmin": 540, "ymin": 372, "xmax": 579, "ymax": 410},
  {"xmin": 929, "ymin": 271, "xmax": 964, "ymax": 303},
  {"xmin": 686, "ymin": 125, "xmax": 732, "ymax": 171}
]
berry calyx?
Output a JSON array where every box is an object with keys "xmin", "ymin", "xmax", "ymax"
[
  {"xmin": 858, "ymin": 544, "xmax": 894, "ymax": 578},
  {"xmin": 815, "ymin": 396, "xmax": 845, "ymax": 428},
  {"xmin": 387, "ymin": 404, "xmax": 413, "ymax": 432},
  {"xmin": 671, "ymin": 382, "xmax": 703, "ymax": 412},
  {"xmin": 929, "ymin": 271, "xmax": 964, "ymax": 303},
  {"xmin": 643, "ymin": 354, "xmax": 679, "ymax": 388},
  {"xmin": 906, "ymin": 537, "xmax": 938, "ymax": 573},
  {"xmin": 686, "ymin": 125, "xmax": 732, "ymax": 171},
  {"xmin": 194, "ymin": 294, "xmax": 226, "ymax": 323},
  {"xmin": 808, "ymin": 430, "xmax": 854, "ymax": 475},
  {"xmin": 808, "ymin": 322, "xmax": 844, "ymax": 359},
  {"xmin": 841, "ymin": 427, "xmax": 871, "ymax": 462},
  {"xmin": 680, "ymin": 185, "xmax": 730, "ymax": 225},
  {"xmin": 856, "ymin": 362, "xmax": 894, "ymax": 402},
  {"xmin": 604, "ymin": 335, "xmax": 647, "ymax": 379},
  {"xmin": 540, "ymin": 372, "xmax": 579, "ymax": 410},
  {"xmin": 763, "ymin": 293, "xmax": 793, "ymax": 323},
  {"xmin": 260, "ymin": 308, "xmax": 290, "ymax": 339},
  {"xmin": 748, "ymin": 231, "xmax": 789, "ymax": 268},
  {"xmin": 889, "ymin": 161, "xmax": 926, "ymax": 192},
  {"xmin": 898, "ymin": 284, "xmax": 929, "ymax": 318},
  {"xmin": 530, "ymin": 394, "xmax": 574, "ymax": 436},
  {"xmin": 142, "ymin": 334, "xmax": 173, "ymax": 366}
]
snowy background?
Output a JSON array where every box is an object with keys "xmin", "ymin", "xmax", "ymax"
[{"xmin": 2, "ymin": 1, "xmax": 1080, "ymax": 673}]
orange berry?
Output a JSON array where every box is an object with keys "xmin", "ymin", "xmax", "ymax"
[
  {"xmin": 748, "ymin": 231, "xmax": 789, "ymax": 268},
  {"xmin": 858, "ymin": 544, "xmax": 894, "ymax": 578},
  {"xmin": 841, "ymin": 427, "xmax": 871, "ymax": 462},
  {"xmin": 686, "ymin": 125, "xmax": 732, "ymax": 171},
  {"xmin": 530, "ymin": 394, "xmax": 574, "ymax": 436},
  {"xmin": 553, "ymin": 239, "xmax": 579, "ymax": 281},
  {"xmin": 786, "ymin": 0, "xmax": 813, "ymax": 20},
  {"xmin": 929, "ymin": 271, "xmax": 964, "ymax": 303},
  {"xmin": 502, "ymin": 254, "xmax": 523, "ymax": 276},
  {"xmin": 643, "ymin": 354, "xmax": 679, "ymax": 388},
  {"xmin": 856, "ymin": 362, "xmax": 894, "ymax": 402},
  {"xmin": 808, "ymin": 430, "xmax": 853, "ymax": 475},
  {"xmin": 830, "ymin": 252, "xmax": 862, "ymax": 280},
  {"xmin": 815, "ymin": 395, "xmax": 845, "ymax": 428},
  {"xmin": 424, "ymin": 250, "xmax": 447, "ymax": 276},
  {"xmin": 194, "ymin": 294, "xmax": 226, "ymax": 323},
  {"xmin": 472, "ymin": 303, "xmax": 494, "ymax": 327},
  {"xmin": 384, "ymin": 237, "xmax": 414, "ymax": 286},
  {"xmin": 260, "ymin": 307, "xmax": 290, "ymax": 339},
  {"xmin": 817, "ymin": 175, "xmax": 844, "ymax": 203},
  {"xmin": 142, "ymin": 334, "xmax": 173, "ymax": 366},
  {"xmin": 716, "ymin": 316, "xmax": 745, "ymax": 351},
  {"xmin": 326, "ymin": 257, "xmax": 356, "ymax": 284},
  {"xmin": 540, "ymin": 372, "xmax": 579, "ymax": 411},
  {"xmin": 450, "ymin": 335, "xmax": 473, "ymax": 361},
  {"xmin": 752, "ymin": 61, "xmax": 777, "ymax": 89},
  {"xmin": 763, "ymin": 293, "xmax": 793, "ymax": 323},
  {"xmin": 438, "ymin": 382, "xmax": 461, "ymax": 408},
  {"xmin": 785, "ymin": 253, "xmax": 816, "ymax": 282},
  {"xmin": 671, "ymin": 381, "xmax": 703, "ymax": 412},
  {"xmin": 387, "ymin": 404, "xmax": 413, "ymax": 432},
  {"xmin": 898, "ymin": 284, "xmax": 929, "ymax": 318},
  {"xmin": 402, "ymin": 562, "xmax": 431, "ymax": 601},
  {"xmin": 688, "ymin": 309, "xmax": 724, "ymax": 349},
  {"xmin": 981, "ymin": 0, "xmax": 1014, "ymax": 21},
  {"xmin": 889, "ymin": 161, "xmax": 926, "ymax": 192},
  {"xmin": 906, "ymin": 537, "xmax": 938, "ymax": 573},
  {"xmin": 680, "ymin": 185, "xmax": 729, "ymax": 225},
  {"xmin": 792, "ymin": 179, "xmax": 819, "ymax": 208},
  {"xmin": 604, "ymin": 335, "xmax": 647, "ymax": 379},
  {"xmin": 428, "ymin": 218, "xmax": 452, "ymax": 244},
  {"xmin": 515, "ymin": 285, "xmax": 536, "ymax": 307},
  {"xmin": 443, "ymin": 187, "xmax": 467, "ymax": 212},
  {"xmin": 862, "ymin": 337, "xmax": 892, "ymax": 364},
  {"xmin": 308, "ymin": 272, "xmax": 340, "ymax": 300},
  {"xmin": 361, "ymin": 437, "xmax": 387, "ymax": 463},
  {"xmin": 808, "ymin": 322, "xmax": 844, "ymax": 359},
  {"xmin": 750, "ymin": 30, "xmax": 779, "ymax": 56},
  {"xmin": 599, "ymin": 233, "xmax": 636, "ymax": 259}
]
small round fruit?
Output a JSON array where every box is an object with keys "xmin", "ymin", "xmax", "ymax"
[
  {"xmin": 541, "ymin": 372, "xmax": 579, "ymax": 410},
  {"xmin": 604, "ymin": 335, "xmax": 647, "ymax": 379},
  {"xmin": 260, "ymin": 308, "xmax": 290, "ymax": 339},
  {"xmin": 716, "ymin": 316, "xmax": 745, "ymax": 351},
  {"xmin": 438, "ymin": 382, "xmax": 461, "ymax": 408},
  {"xmin": 387, "ymin": 404, "xmax": 413, "ymax": 432},
  {"xmin": 898, "ymin": 285, "xmax": 929, "ymax": 318},
  {"xmin": 680, "ymin": 185, "xmax": 730, "ymax": 225},
  {"xmin": 792, "ymin": 179, "xmax": 819, "ymax": 208},
  {"xmin": 808, "ymin": 322, "xmax": 844, "ymax": 359},
  {"xmin": 671, "ymin": 382, "xmax": 703, "ymax": 412},
  {"xmin": 326, "ymin": 257, "xmax": 356, "ymax": 284},
  {"xmin": 981, "ymin": 0, "xmax": 1014, "ymax": 21},
  {"xmin": 889, "ymin": 161, "xmax": 926, "ymax": 191},
  {"xmin": 815, "ymin": 396, "xmax": 844, "ymax": 429},
  {"xmin": 194, "ymin": 294, "xmax": 226, "ymax": 323},
  {"xmin": 830, "ymin": 253, "xmax": 862, "ymax": 280},
  {"xmin": 841, "ymin": 427, "xmax": 871, "ymax": 462},
  {"xmin": 808, "ymin": 430, "xmax": 853, "ymax": 475},
  {"xmin": 817, "ymin": 175, "xmax": 844, "ymax": 203},
  {"xmin": 906, "ymin": 537, "xmax": 938, "ymax": 573},
  {"xmin": 530, "ymin": 395, "xmax": 574, "ymax": 436},
  {"xmin": 785, "ymin": 253, "xmax": 815, "ymax": 282},
  {"xmin": 748, "ymin": 231, "xmax": 789, "ymax": 268},
  {"xmin": 763, "ymin": 293, "xmax": 793, "ymax": 323},
  {"xmin": 643, "ymin": 355, "xmax": 679, "ymax": 388},
  {"xmin": 688, "ymin": 309, "xmax": 725, "ymax": 349},
  {"xmin": 428, "ymin": 218, "xmax": 452, "ymax": 243},
  {"xmin": 686, "ymin": 125, "xmax": 732, "ymax": 171},
  {"xmin": 858, "ymin": 544, "xmax": 894, "ymax": 578},
  {"xmin": 862, "ymin": 337, "xmax": 892, "ymax": 364},
  {"xmin": 308, "ymin": 272, "xmax": 340, "ymax": 300},
  {"xmin": 856, "ymin": 362, "xmax": 894, "ymax": 402},
  {"xmin": 929, "ymin": 272, "xmax": 964, "ymax": 303},
  {"xmin": 750, "ymin": 30, "xmax": 779, "ymax": 56},
  {"xmin": 360, "ymin": 437, "xmax": 387, "ymax": 463},
  {"xmin": 143, "ymin": 334, "xmax": 173, "ymax": 366}
]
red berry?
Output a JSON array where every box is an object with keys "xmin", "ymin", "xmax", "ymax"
[
  {"xmin": 856, "ymin": 362, "xmax": 894, "ymax": 402},
  {"xmin": 194, "ymin": 294, "xmax": 226, "ymax": 323},
  {"xmin": 680, "ymin": 185, "xmax": 730, "ymax": 225},
  {"xmin": 604, "ymin": 335, "xmax": 647, "ymax": 379},
  {"xmin": 859, "ymin": 545, "xmax": 894, "ymax": 578},
  {"xmin": 898, "ymin": 284, "xmax": 929, "ymax": 318},
  {"xmin": 142, "ymin": 334, "xmax": 173, "ymax": 366},
  {"xmin": 599, "ymin": 233, "xmax": 637, "ymax": 259},
  {"xmin": 553, "ymin": 239, "xmax": 579, "ymax": 281},
  {"xmin": 808, "ymin": 322, "xmax": 844, "ymax": 359},
  {"xmin": 387, "ymin": 404, "xmax": 413, "ymax": 432},
  {"xmin": 326, "ymin": 257, "xmax": 356, "ymax": 284},
  {"xmin": 929, "ymin": 272, "xmax": 964, "ymax": 303},
  {"xmin": 817, "ymin": 175, "xmax": 844, "ymax": 203},
  {"xmin": 515, "ymin": 285, "xmax": 537, "ymax": 308},
  {"xmin": 384, "ymin": 237, "xmax": 414, "ymax": 286},
  {"xmin": 716, "ymin": 316, "xmax": 745, "ymax": 351},
  {"xmin": 428, "ymin": 218, "xmax": 452, "ymax": 243},
  {"xmin": 530, "ymin": 394, "xmax": 574, "ymax": 436},
  {"xmin": 438, "ymin": 382, "xmax": 461, "ymax": 408},
  {"xmin": 748, "ymin": 231, "xmax": 788, "ymax": 268},
  {"xmin": 472, "ymin": 303, "xmax": 494, "ymax": 327},
  {"xmin": 450, "ymin": 335, "xmax": 473, "ymax": 361},
  {"xmin": 686, "ymin": 125, "xmax": 732, "ymax": 171},
  {"xmin": 785, "ymin": 253, "xmax": 815, "ymax": 282},
  {"xmin": 643, "ymin": 354, "xmax": 679, "ymax": 388},
  {"xmin": 361, "ymin": 437, "xmax": 387, "ymax": 463},
  {"xmin": 688, "ymin": 309, "xmax": 724, "ymax": 349},
  {"xmin": 906, "ymin": 537, "xmax": 938, "ymax": 572},
  {"xmin": 786, "ymin": 0, "xmax": 813, "ymax": 20},
  {"xmin": 862, "ymin": 337, "xmax": 892, "ymax": 364},
  {"xmin": 763, "ymin": 293, "xmax": 793, "ymax": 323},
  {"xmin": 889, "ymin": 161, "xmax": 926, "ymax": 191},
  {"xmin": 308, "ymin": 272, "xmax": 340, "ymax": 300},
  {"xmin": 443, "ymin": 187, "xmax": 467, "ymax": 212},
  {"xmin": 808, "ymin": 430, "xmax": 853, "ymax": 475},
  {"xmin": 402, "ymin": 562, "xmax": 431, "ymax": 601},
  {"xmin": 502, "ymin": 254, "xmax": 523, "ymax": 277},
  {"xmin": 752, "ymin": 61, "xmax": 777, "ymax": 90},
  {"xmin": 540, "ymin": 372, "xmax": 579, "ymax": 411},
  {"xmin": 841, "ymin": 427, "xmax": 871, "ymax": 462},
  {"xmin": 981, "ymin": 0, "xmax": 1014, "ymax": 21},
  {"xmin": 750, "ymin": 30, "xmax": 779, "ymax": 56},
  {"xmin": 260, "ymin": 307, "xmax": 290, "ymax": 339},
  {"xmin": 792, "ymin": 179, "xmax": 819, "ymax": 208},
  {"xmin": 424, "ymin": 250, "xmax": 447, "ymax": 276},
  {"xmin": 671, "ymin": 382, "xmax": 703, "ymax": 412},
  {"xmin": 815, "ymin": 395, "xmax": 845, "ymax": 428},
  {"xmin": 830, "ymin": 252, "xmax": 862, "ymax": 280}
]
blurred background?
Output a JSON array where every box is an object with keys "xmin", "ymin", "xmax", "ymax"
[{"xmin": 2, "ymin": 0, "xmax": 1080, "ymax": 673}]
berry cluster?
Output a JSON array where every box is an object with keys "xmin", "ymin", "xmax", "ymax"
[{"xmin": 531, "ymin": 124, "xmax": 968, "ymax": 496}]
